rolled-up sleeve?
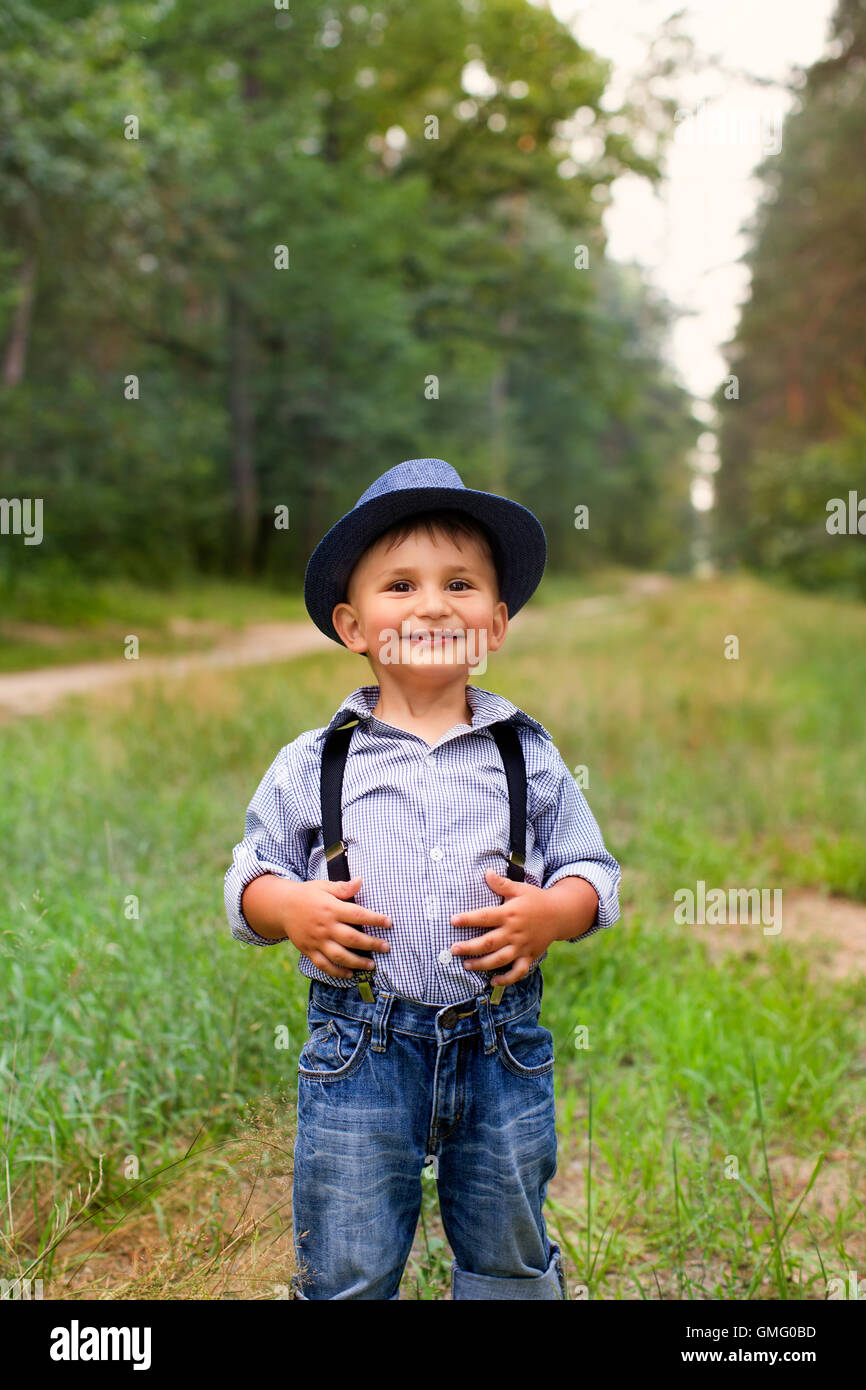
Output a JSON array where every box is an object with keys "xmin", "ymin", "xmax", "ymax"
[
  {"xmin": 534, "ymin": 748, "xmax": 621, "ymax": 942},
  {"xmin": 224, "ymin": 742, "xmax": 309, "ymax": 946}
]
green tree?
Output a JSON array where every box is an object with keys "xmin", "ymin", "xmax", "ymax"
[
  {"xmin": 715, "ymin": 0, "xmax": 866, "ymax": 592},
  {"xmin": 0, "ymin": 0, "xmax": 695, "ymax": 599}
]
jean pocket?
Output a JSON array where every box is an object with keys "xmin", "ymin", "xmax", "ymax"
[
  {"xmin": 298, "ymin": 1012, "xmax": 371, "ymax": 1082},
  {"xmin": 495, "ymin": 1008, "xmax": 555, "ymax": 1078}
]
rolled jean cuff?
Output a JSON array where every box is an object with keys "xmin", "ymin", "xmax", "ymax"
[{"xmin": 451, "ymin": 1244, "xmax": 566, "ymax": 1301}]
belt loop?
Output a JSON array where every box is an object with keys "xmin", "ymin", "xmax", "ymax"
[
  {"xmin": 475, "ymin": 990, "xmax": 498, "ymax": 1055},
  {"xmin": 371, "ymin": 987, "xmax": 394, "ymax": 1053}
]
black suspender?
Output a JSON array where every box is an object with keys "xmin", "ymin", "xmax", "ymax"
[
  {"xmin": 320, "ymin": 716, "xmax": 527, "ymax": 1004},
  {"xmin": 488, "ymin": 721, "xmax": 528, "ymax": 883}
]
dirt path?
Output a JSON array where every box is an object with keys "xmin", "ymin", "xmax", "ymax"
[
  {"xmin": 0, "ymin": 572, "xmax": 676, "ymax": 722},
  {"xmin": 0, "ymin": 622, "xmax": 334, "ymax": 721}
]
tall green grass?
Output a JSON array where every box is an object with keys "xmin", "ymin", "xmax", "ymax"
[{"xmin": 1, "ymin": 572, "xmax": 864, "ymax": 1297}]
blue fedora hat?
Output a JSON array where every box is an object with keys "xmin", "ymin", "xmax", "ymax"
[{"xmin": 304, "ymin": 458, "xmax": 547, "ymax": 647}]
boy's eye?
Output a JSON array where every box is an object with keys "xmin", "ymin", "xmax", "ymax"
[{"xmin": 387, "ymin": 580, "xmax": 471, "ymax": 592}]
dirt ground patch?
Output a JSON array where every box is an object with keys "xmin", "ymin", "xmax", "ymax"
[
  {"xmin": 547, "ymin": 1133, "xmax": 864, "ymax": 1298},
  {"xmin": 698, "ymin": 887, "xmax": 866, "ymax": 983},
  {"xmin": 30, "ymin": 1109, "xmax": 300, "ymax": 1301},
  {"xmin": 0, "ymin": 621, "xmax": 333, "ymax": 721}
]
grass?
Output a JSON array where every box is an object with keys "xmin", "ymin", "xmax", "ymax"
[
  {"xmin": 1, "ymin": 569, "xmax": 865, "ymax": 1298},
  {"xmin": 0, "ymin": 574, "xmax": 309, "ymax": 672}
]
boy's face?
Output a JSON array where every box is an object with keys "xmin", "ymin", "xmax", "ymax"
[{"xmin": 331, "ymin": 526, "xmax": 508, "ymax": 680}]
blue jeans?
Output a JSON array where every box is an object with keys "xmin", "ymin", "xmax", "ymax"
[{"xmin": 290, "ymin": 967, "xmax": 566, "ymax": 1300}]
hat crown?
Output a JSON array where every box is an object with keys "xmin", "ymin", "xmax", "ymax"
[{"xmin": 354, "ymin": 458, "xmax": 465, "ymax": 510}]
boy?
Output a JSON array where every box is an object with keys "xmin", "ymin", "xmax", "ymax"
[{"xmin": 224, "ymin": 457, "xmax": 621, "ymax": 1300}]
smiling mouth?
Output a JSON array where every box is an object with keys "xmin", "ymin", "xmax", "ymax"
[{"xmin": 408, "ymin": 630, "xmax": 462, "ymax": 642}]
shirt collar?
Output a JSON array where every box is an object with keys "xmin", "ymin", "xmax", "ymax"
[{"xmin": 314, "ymin": 683, "xmax": 553, "ymax": 744}]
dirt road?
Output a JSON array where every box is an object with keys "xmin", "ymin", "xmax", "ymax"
[{"xmin": 0, "ymin": 622, "xmax": 334, "ymax": 720}]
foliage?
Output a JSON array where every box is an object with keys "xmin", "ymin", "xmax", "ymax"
[
  {"xmin": 715, "ymin": 0, "xmax": 866, "ymax": 590},
  {"xmin": 0, "ymin": 0, "xmax": 695, "ymax": 592}
]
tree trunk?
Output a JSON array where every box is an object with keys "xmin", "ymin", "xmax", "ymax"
[
  {"xmin": 2, "ymin": 252, "xmax": 36, "ymax": 388},
  {"xmin": 488, "ymin": 192, "xmax": 526, "ymax": 494},
  {"xmin": 226, "ymin": 283, "xmax": 259, "ymax": 575}
]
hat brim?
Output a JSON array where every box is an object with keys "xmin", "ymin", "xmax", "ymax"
[{"xmin": 304, "ymin": 485, "xmax": 547, "ymax": 647}]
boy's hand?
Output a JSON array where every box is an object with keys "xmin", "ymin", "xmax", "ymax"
[
  {"xmin": 449, "ymin": 869, "xmax": 596, "ymax": 985},
  {"xmin": 287, "ymin": 877, "xmax": 392, "ymax": 981}
]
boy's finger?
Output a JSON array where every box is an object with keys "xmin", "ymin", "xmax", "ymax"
[
  {"xmin": 320, "ymin": 877, "xmax": 362, "ymax": 895},
  {"xmin": 318, "ymin": 881, "xmax": 391, "ymax": 927},
  {"xmin": 309, "ymin": 951, "xmax": 353, "ymax": 978},
  {"xmin": 450, "ymin": 928, "xmax": 501, "ymax": 953},
  {"xmin": 336, "ymin": 925, "xmax": 391, "ymax": 952},
  {"xmin": 336, "ymin": 901, "xmax": 393, "ymax": 928},
  {"xmin": 490, "ymin": 957, "xmax": 532, "ymax": 985},
  {"xmin": 330, "ymin": 945, "xmax": 381, "ymax": 969},
  {"xmin": 459, "ymin": 946, "xmax": 513, "ymax": 970},
  {"xmin": 451, "ymin": 906, "xmax": 505, "ymax": 928}
]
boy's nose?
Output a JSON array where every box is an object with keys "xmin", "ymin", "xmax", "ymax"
[{"xmin": 412, "ymin": 599, "xmax": 451, "ymax": 619}]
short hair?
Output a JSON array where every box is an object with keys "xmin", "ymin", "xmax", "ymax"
[
  {"xmin": 374, "ymin": 508, "xmax": 502, "ymax": 592},
  {"xmin": 344, "ymin": 507, "xmax": 504, "ymax": 657}
]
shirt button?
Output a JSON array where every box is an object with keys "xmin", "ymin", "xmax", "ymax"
[
  {"xmin": 438, "ymin": 947, "xmax": 453, "ymax": 966},
  {"xmin": 430, "ymin": 847, "xmax": 444, "ymax": 861}
]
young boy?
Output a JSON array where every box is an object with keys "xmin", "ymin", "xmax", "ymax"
[{"xmin": 224, "ymin": 457, "xmax": 621, "ymax": 1300}]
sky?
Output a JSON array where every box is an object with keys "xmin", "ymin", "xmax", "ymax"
[{"xmin": 550, "ymin": 0, "xmax": 839, "ymax": 414}]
